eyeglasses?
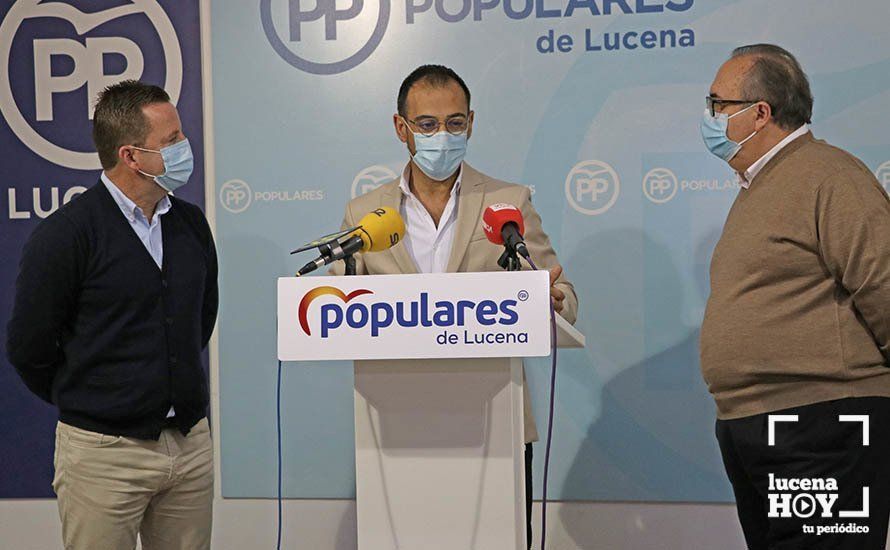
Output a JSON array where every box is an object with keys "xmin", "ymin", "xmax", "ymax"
[
  {"xmin": 706, "ymin": 96, "xmax": 759, "ymax": 117},
  {"xmin": 402, "ymin": 115, "xmax": 469, "ymax": 136}
]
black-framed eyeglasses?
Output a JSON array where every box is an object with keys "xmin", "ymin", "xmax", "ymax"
[
  {"xmin": 706, "ymin": 96, "xmax": 758, "ymax": 117},
  {"xmin": 403, "ymin": 115, "xmax": 469, "ymax": 137}
]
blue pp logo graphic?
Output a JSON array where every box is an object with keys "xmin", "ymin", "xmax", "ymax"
[
  {"xmin": 643, "ymin": 167, "xmax": 678, "ymax": 204},
  {"xmin": 565, "ymin": 160, "xmax": 620, "ymax": 215},
  {"xmin": 0, "ymin": 0, "xmax": 183, "ymax": 170},
  {"xmin": 220, "ymin": 180, "xmax": 253, "ymax": 214},
  {"xmin": 352, "ymin": 164, "xmax": 398, "ymax": 198},
  {"xmin": 260, "ymin": 0, "xmax": 390, "ymax": 75},
  {"xmin": 875, "ymin": 161, "xmax": 890, "ymax": 194}
]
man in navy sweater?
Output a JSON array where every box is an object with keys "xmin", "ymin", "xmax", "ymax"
[{"xmin": 6, "ymin": 80, "xmax": 218, "ymax": 550}]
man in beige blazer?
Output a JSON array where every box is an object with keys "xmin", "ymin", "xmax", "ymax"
[{"xmin": 330, "ymin": 64, "xmax": 577, "ymax": 549}]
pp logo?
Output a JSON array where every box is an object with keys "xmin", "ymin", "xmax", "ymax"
[
  {"xmin": 260, "ymin": 0, "xmax": 390, "ymax": 75},
  {"xmin": 875, "ymin": 161, "xmax": 890, "ymax": 194},
  {"xmin": 642, "ymin": 167, "xmax": 678, "ymax": 204},
  {"xmin": 220, "ymin": 180, "xmax": 253, "ymax": 214},
  {"xmin": 0, "ymin": 0, "xmax": 183, "ymax": 170},
  {"xmin": 565, "ymin": 160, "xmax": 620, "ymax": 215},
  {"xmin": 352, "ymin": 165, "xmax": 398, "ymax": 198}
]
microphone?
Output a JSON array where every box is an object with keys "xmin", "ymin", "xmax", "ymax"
[
  {"xmin": 482, "ymin": 203, "xmax": 529, "ymax": 259},
  {"xmin": 296, "ymin": 207, "xmax": 405, "ymax": 276}
]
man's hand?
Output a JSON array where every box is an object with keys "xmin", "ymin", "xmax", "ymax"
[{"xmin": 549, "ymin": 265, "xmax": 565, "ymax": 313}]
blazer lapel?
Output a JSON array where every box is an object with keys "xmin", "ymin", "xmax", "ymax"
[
  {"xmin": 446, "ymin": 163, "xmax": 485, "ymax": 272},
  {"xmin": 380, "ymin": 182, "xmax": 419, "ymax": 274}
]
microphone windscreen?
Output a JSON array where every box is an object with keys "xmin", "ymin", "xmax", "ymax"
[
  {"xmin": 482, "ymin": 203, "xmax": 524, "ymax": 245},
  {"xmin": 353, "ymin": 207, "xmax": 406, "ymax": 252}
]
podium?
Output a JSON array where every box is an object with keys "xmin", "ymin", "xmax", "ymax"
[{"xmin": 278, "ymin": 272, "xmax": 585, "ymax": 550}]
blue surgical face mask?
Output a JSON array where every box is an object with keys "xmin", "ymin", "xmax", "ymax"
[
  {"xmin": 133, "ymin": 138, "xmax": 194, "ymax": 192},
  {"xmin": 701, "ymin": 104, "xmax": 759, "ymax": 162},
  {"xmin": 410, "ymin": 130, "xmax": 468, "ymax": 181}
]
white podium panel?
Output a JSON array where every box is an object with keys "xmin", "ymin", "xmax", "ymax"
[
  {"xmin": 276, "ymin": 272, "xmax": 585, "ymax": 550},
  {"xmin": 354, "ymin": 357, "xmax": 526, "ymax": 550}
]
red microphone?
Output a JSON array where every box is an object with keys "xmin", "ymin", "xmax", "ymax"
[{"xmin": 482, "ymin": 203, "xmax": 529, "ymax": 259}]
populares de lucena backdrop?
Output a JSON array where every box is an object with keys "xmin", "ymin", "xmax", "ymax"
[{"xmin": 207, "ymin": 0, "xmax": 890, "ymax": 502}]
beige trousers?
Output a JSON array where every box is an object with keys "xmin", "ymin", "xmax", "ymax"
[{"xmin": 53, "ymin": 418, "xmax": 213, "ymax": 550}]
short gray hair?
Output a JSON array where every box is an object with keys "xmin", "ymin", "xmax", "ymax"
[{"xmin": 731, "ymin": 44, "xmax": 813, "ymax": 130}]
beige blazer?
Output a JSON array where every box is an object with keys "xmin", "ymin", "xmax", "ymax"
[{"xmin": 330, "ymin": 163, "xmax": 578, "ymax": 442}]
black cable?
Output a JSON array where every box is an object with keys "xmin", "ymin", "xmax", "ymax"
[
  {"xmin": 525, "ymin": 256, "xmax": 559, "ymax": 550},
  {"xmin": 277, "ymin": 359, "xmax": 283, "ymax": 550}
]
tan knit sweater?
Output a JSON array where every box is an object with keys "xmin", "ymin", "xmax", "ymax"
[{"xmin": 700, "ymin": 132, "xmax": 890, "ymax": 419}]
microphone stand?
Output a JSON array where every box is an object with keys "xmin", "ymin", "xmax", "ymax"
[
  {"xmin": 319, "ymin": 239, "xmax": 357, "ymax": 275},
  {"xmin": 344, "ymin": 254, "xmax": 356, "ymax": 276},
  {"xmin": 497, "ymin": 246, "xmax": 522, "ymax": 272}
]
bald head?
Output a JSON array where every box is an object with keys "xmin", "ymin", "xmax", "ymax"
[
  {"xmin": 730, "ymin": 44, "xmax": 813, "ymax": 130},
  {"xmin": 710, "ymin": 55, "xmax": 758, "ymax": 107}
]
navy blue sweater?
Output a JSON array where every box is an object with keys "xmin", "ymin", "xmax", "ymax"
[{"xmin": 6, "ymin": 182, "xmax": 218, "ymax": 439}]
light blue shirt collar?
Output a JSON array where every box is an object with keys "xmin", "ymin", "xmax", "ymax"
[{"xmin": 101, "ymin": 172, "xmax": 171, "ymax": 222}]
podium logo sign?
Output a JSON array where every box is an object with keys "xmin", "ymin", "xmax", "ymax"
[
  {"xmin": 298, "ymin": 286, "xmax": 374, "ymax": 336},
  {"xmin": 298, "ymin": 286, "xmax": 520, "ymax": 337},
  {"xmin": 278, "ymin": 272, "xmax": 551, "ymax": 360}
]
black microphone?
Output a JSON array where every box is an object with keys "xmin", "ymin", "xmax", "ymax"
[
  {"xmin": 294, "ymin": 207, "xmax": 406, "ymax": 276},
  {"xmin": 501, "ymin": 222, "xmax": 529, "ymax": 259},
  {"xmin": 482, "ymin": 203, "xmax": 530, "ymax": 259},
  {"xmin": 296, "ymin": 235, "xmax": 363, "ymax": 276}
]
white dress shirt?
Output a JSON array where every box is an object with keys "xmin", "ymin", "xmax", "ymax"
[
  {"xmin": 737, "ymin": 124, "xmax": 809, "ymax": 188},
  {"xmin": 398, "ymin": 163, "xmax": 462, "ymax": 273}
]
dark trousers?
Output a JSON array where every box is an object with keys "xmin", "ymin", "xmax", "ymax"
[
  {"xmin": 525, "ymin": 443, "xmax": 533, "ymax": 550},
  {"xmin": 716, "ymin": 397, "xmax": 890, "ymax": 550}
]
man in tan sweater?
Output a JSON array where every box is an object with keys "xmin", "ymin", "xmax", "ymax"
[{"xmin": 700, "ymin": 44, "xmax": 890, "ymax": 549}]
